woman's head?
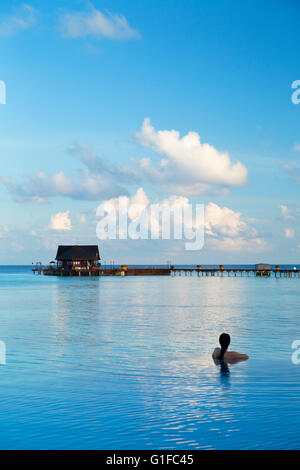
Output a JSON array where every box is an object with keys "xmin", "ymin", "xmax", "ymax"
[{"xmin": 219, "ymin": 333, "xmax": 230, "ymax": 358}]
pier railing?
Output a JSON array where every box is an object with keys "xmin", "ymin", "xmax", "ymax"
[
  {"xmin": 32, "ymin": 264, "xmax": 300, "ymax": 278},
  {"xmin": 170, "ymin": 268, "xmax": 300, "ymax": 278}
]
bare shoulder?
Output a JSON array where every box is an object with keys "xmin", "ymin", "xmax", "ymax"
[
  {"xmin": 212, "ymin": 347, "xmax": 221, "ymax": 359},
  {"xmin": 226, "ymin": 351, "xmax": 249, "ymax": 361}
]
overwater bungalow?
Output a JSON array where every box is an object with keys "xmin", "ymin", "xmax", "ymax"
[
  {"xmin": 39, "ymin": 245, "xmax": 101, "ymax": 276},
  {"xmin": 56, "ymin": 245, "xmax": 100, "ymax": 272},
  {"xmin": 255, "ymin": 263, "xmax": 271, "ymax": 276}
]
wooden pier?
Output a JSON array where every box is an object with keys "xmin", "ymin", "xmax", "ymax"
[
  {"xmin": 33, "ymin": 245, "xmax": 299, "ymax": 279},
  {"xmin": 32, "ymin": 265, "xmax": 300, "ymax": 278},
  {"xmin": 170, "ymin": 267, "xmax": 300, "ymax": 278},
  {"xmin": 33, "ymin": 266, "xmax": 171, "ymax": 277}
]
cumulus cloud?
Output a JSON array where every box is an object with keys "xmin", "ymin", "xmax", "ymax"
[
  {"xmin": 0, "ymin": 140, "xmax": 147, "ymax": 203},
  {"xmin": 59, "ymin": 4, "xmax": 139, "ymax": 41},
  {"xmin": 69, "ymin": 142, "xmax": 141, "ymax": 185},
  {"xmin": 1, "ymin": 119, "xmax": 249, "ymax": 203},
  {"xmin": 0, "ymin": 148, "xmax": 131, "ymax": 203},
  {"xmin": 284, "ymin": 228, "xmax": 295, "ymax": 239},
  {"xmin": 279, "ymin": 205, "xmax": 295, "ymax": 221},
  {"xmin": 204, "ymin": 202, "xmax": 256, "ymax": 238},
  {"xmin": 204, "ymin": 202, "xmax": 267, "ymax": 252},
  {"xmin": 0, "ymin": 4, "xmax": 37, "ymax": 37},
  {"xmin": 50, "ymin": 211, "xmax": 72, "ymax": 231},
  {"xmin": 135, "ymin": 118, "xmax": 248, "ymax": 196},
  {"xmin": 208, "ymin": 236, "xmax": 268, "ymax": 252},
  {"xmin": 97, "ymin": 188, "xmax": 267, "ymax": 252},
  {"xmin": 279, "ymin": 204, "xmax": 300, "ymax": 222}
]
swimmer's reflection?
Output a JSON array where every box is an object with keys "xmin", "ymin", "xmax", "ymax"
[
  {"xmin": 213, "ymin": 358, "xmax": 230, "ymax": 375},
  {"xmin": 213, "ymin": 358, "xmax": 231, "ymax": 386}
]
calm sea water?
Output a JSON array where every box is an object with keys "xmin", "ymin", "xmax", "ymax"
[{"xmin": 0, "ymin": 266, "xmax": 299, "ymax": 449}]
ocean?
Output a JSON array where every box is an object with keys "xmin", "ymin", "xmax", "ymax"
[{"xmin": 0, "ymin": 265, "xmax": 299, "ymax": 449}]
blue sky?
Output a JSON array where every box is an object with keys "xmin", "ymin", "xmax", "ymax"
[{"xmin": 0, "ymin": 0, "xmax": 300, "ymax": 264}]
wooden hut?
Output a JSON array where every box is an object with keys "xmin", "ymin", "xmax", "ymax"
[
  {"xmin": 56, "ymin": 245, "xmax": 100, "ymax": 272},
  {"xmin": 255, "ymin": 263, "xmax": 271, "ymax": 277}
]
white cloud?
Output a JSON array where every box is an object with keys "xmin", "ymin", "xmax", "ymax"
[
  {"xmin": 97, "ymin": 188, "xmax": 267, "ymax": 253},
  {"xmin": 0, "ymin": 141, "xmax": 143, "ymax": 203},
  {"xmin": 204, "ymin": 202, "xmax": 254, "ymax": 237},
  {"xmin": 59, "ymin": 4, "xmax": 139, "ymax": 41},
  {"xmin": 279, "ymin": 205, "xmax": 300, "ymax": 221},
  {"xmin": 1, "ymin": 162, "xmax": 129, "ymax": 203},
  {"xmin": 69, "ymin": 142, "xmax": 141, "ymax": 184},
  {"xmin": 1, "ymin": 125, "xmax": 247, "ymax": 203},
  {"xmin": 98, "ymin": 188, "xmax": 149, "ymax": 238},
  {"xmin": 279, "ymin": 205, "xmax": 296, "ymax": 221},
  {"xmin": 50, "ymin": 211, "xmax": 72, "ymax": 231},
  {"xmin": 135, "ymin": 118, "xmax": 248, "ymax": 196},
  {"xmin": 208, "ymin": 236, "xmax": 268, "ymax": 252},
  {"xmin": 0, "ymin": 4, "xmax": 37, "ymax": 37},
  {"xmin": 284, "ymin": 228, "xmax": 295, "ymax": 239},
  {"xmin": 1, "ymin": 170, "xmax": 74, "ymax": 202},
  {"xmin": 204, "ymin": 202, "xmax": 267, "ymax": 252}
]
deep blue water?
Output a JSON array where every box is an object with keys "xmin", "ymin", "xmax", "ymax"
[{"xmin": 0, "ymin": 266, "xmax": 299, "ymax": 449}]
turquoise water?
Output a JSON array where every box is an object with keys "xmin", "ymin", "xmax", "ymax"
[{"xmin": 0, "ymin": 266, "xmax": 299, "ymax": 449}]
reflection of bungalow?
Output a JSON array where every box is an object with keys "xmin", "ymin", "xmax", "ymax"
[{"xmin": 56, "ymin": 245, "xmax": 100, "ymax": 271}]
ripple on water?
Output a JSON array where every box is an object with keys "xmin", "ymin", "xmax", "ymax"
[{"xmin": 0, "ymin": 272, "xmax": 299, "ymax": 449}]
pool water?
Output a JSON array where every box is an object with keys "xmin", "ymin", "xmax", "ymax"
[{"xmin": 0, "ymin": 267, "xmax": 299, "ymax": 449}]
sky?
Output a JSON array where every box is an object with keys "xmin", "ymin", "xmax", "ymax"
[{"xmin": 0, "ymin": 0, "xmax": 300, "ymax": 265}]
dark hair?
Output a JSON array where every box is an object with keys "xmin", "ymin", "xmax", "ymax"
[{"xmin": 219, "ymin": 333, "xmax": 230, "ymax": 359}]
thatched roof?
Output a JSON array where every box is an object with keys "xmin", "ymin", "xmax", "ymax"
[{"xmin": 56, "ymin": 245, "xmax": 100, "ymax": 261}]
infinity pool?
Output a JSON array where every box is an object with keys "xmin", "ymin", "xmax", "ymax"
[{"xmin": 0, "ymin": 267, "xmax": 299, "ymax": 449}]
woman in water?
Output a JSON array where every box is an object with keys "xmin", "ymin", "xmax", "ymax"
[{"xmin": 213, "ymin": 333, "xmax": 249, "ymax": 363}]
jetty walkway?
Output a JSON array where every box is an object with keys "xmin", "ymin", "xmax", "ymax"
[{"xmin": 32, "ymin": 265, "xmax": 300, "ymax": 278}]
